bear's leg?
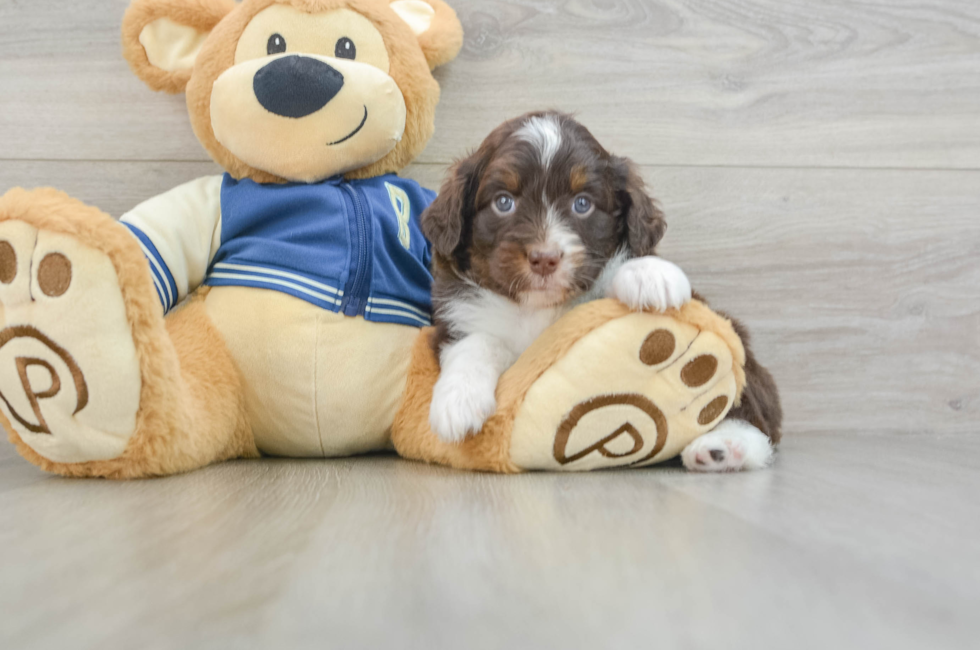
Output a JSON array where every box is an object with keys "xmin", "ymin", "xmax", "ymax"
[{"xmin": 0, "ymin": 188, "xmax": 256, "ymax": 478}]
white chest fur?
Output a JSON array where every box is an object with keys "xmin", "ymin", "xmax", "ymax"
[{"xmin": 441, "ymin": 286, "xmax": 566, "ymax": 358}]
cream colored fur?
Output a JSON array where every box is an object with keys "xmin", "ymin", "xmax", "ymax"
[
  {"xmin": 140, "ymin": 17, "xmax": 210, "ymax": 72},
  {"xmin": 0, "ymin": 222, "xmax": 143, "ymax": 463},
  {"xmin": 205, "ymin": 287, "xmax": 418, "ymax": 457}
]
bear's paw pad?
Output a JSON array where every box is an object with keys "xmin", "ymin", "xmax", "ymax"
[
  {"xmin": 508, "ymin": 312, "xmax": 737, "ymax": 471},
  {"xmin": 0, "ymin": 221, "xmax": 142, "ymax": 464}
]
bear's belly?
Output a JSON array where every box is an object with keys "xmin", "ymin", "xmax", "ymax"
[{"xmin": 204, "ymin": 286, "xmax": 420, "ymax": 457}]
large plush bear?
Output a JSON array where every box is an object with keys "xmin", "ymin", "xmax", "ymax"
[{"xmin": 0, "ymin": 0, "xmax": 767, "ymax": 478}]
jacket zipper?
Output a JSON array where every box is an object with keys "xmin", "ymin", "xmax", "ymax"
[{"xmin": 340, "ymin": 182, "xmax": 370, "ymax": 317}]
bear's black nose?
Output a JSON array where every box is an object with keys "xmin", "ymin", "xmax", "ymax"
[{"xmin": 253, "ymin": 55, "xmax": 344, "ymax": 119}]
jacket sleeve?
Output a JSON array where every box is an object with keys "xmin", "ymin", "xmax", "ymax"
[{"xmin": 119, "ymin": 175, "xmax": 224, "ymax": 313}]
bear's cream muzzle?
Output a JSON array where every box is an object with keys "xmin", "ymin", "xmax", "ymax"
[{"xmin": 210, "ymin": 53, "xmax": 407, "ymax": 183}]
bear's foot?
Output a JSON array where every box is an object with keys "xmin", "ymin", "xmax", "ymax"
[
  {"xmin": 0, "ymin": 217, "xmax": 144, "ymax": 465},
  {"xmin": 506, "ymin": 304, "xmax": 743, "ymax": 471},
  {"xmin": 0, "ymin": 189, "xmax": 261, "ymax": 478},
  {"xmin": 392, "ymin": 299, "xmax": 749, "ymax": 473}
]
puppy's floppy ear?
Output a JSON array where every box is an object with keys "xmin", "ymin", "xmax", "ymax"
[
  {"xmin": 390, "ymin": 0, "xmax": 465, "ymax": 70},
  {"xmin": 612, "ymin": 157, "xmax": 667, "ymax": 257},
  {"xmin": 422, "ymin": 156, "xmax": 481, "ymax": 258},
  {"xmin": 122, "ymin": 0, "xmax": 235, "ymax": 94}
]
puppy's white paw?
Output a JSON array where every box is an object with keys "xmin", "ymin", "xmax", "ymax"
[
  {"xmin": 681, "ymin": 419, "xmax": 774, "ymax": 472},
  {"xmin": 609, "ymin": 256, "xmax": 692, "ymax": 312},
  {"xmin": 429, "ymin": 373, "xmax": 498, "ymax": 444}
]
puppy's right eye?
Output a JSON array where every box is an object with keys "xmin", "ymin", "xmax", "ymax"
[
  {"xmin": 493, "ymin": 193, "xmax": 516, "ymax": 216},
  {"xmin": 267, "ymin": 34, "xmax": 287, "ymax": 55}
]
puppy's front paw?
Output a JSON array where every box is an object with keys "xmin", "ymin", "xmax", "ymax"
[
  {"xmin": 681, "ymin": 419, "xmax": 774, "ymax": 472},
  {"xmin": 609, "ymin": 257, "xmax": 692, "ymax": 312},
  {"xmin": 429, "ymin": 375, "xmax": 498, "ymax": 444}
]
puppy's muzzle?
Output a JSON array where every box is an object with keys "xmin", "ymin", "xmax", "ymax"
[{"xmin": 253, "ymin": 55, "xmax": 344, "ymax": 119}]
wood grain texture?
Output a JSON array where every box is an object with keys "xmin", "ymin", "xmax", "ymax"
[
  {"xmin": 1, "ymin": 0, "xmax": 979, "ymax": 167},
  {"xmin": 1, "ymin": 437, "xmax": 978, "ymax": 650},
  {"xmin": 649, "ymin": 166, "xmax": 980, "ymax": 436},
  {"xmin": 3, "ymin": 161, "xmax": 976, "ymax": 436}
]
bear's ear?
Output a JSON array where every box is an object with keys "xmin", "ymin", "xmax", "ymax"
[
  {"xmin": 122, "ymin": 0, "xmax": 236, "ymax": 93},
  {"xmin": 390, "ymin": 0, "xmax": 464, "ymax": 70}
]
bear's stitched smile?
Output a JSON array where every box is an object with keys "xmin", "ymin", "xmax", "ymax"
[{"xmin": 328, "ymin": 105, "xmax": 369, "ymax": 146}]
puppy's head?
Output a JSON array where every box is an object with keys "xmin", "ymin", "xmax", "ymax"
[{"xmin": 422, "ymin": 111, "xmax": 667, "ymax": 308}]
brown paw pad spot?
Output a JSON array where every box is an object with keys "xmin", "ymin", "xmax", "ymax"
[
  {"xmin": 639, "ymin": 329, "xmax": 675, "ymax": 366},
  {"xmin": 698, "ymin": 395, "xmax": 729, "ymax": 425},
  {"xmin": 0, "ymin": 241, "xmax": 16, "ymax": 284},
  {"xmin": 37, "ymin": 253, "xmax": 71, "ymax": 297},
  {"xmin": 681, "ymin": 354, "xmax": 718, "ymax": 387}
]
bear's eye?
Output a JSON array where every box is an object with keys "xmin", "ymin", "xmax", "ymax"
[
  {"xmin": 335, "ymin": 37, "xmax": 356, "ymax": 60},
  {"xmin": 267, "ymin": 33, "xmax": 286, "ymax": 55}
]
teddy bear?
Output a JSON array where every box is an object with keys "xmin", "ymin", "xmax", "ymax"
[{"xmin": 0, "ymin": 0, "xmax": 763, "ymax": 478}]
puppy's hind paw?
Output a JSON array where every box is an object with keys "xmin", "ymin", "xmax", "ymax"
[
  {"xmin": 681, "ymin": 419, "xmax": 774, "ymax": 472},
  {"xmin": 609, "ymin": 256, "xmax": 692, "ymax": 312}
]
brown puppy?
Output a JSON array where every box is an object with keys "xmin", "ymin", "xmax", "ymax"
[{"xmin": 422, "ymin": 111, "xmax": 782, "ymax": 471}]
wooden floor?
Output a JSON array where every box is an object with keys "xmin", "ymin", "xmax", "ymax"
[
  {"xmin": 1, "ymin": 1, "xmax": 978, "ymax": 648},
  {"xmin": 3, "ymin": 437, "xmax": 979, "ymax": 649}
]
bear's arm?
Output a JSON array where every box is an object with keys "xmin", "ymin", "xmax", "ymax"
[{"xmin": 119, "ymin": 176, "xmax": 224, "ymax": 313}]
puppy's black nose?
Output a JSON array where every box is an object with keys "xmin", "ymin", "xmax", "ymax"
[
  {"xmin": 528, "ymin": 249, "xmax": 563, "ymax": 277},
  {"xmin": 253, "ymin": 55, "xmax": 344, "ymax": 119}
]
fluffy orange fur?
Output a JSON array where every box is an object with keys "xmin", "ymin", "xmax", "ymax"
[
  {"xmin": 392, "ymin": 328, "xmax": 520, "ymax": 473},
  {"xmin": 122, "ymin": 0, "xmax": 237, "ymax": 94},
  {"xmin": 415, "ymin": 0, "xmax": 463, "ymax": 69}
]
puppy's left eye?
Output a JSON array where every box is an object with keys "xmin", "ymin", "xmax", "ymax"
[
  {"xmin": 572, "ymin": 195, "xmax": 594, "ymax": 216},
  {"xmin": 493, "ymin": 193, "xmax": 517, "ymax": 216},
  {"xmin": 335, "ymin": 37, "xmax": 356, "ymax": 60}
]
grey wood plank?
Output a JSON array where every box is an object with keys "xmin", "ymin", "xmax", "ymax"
[
  {"xmin": 1, "ymin": 0, "xmax": 979, "ymax": 168},
  {"xmin": 0, "ymin": 161, "xmax": 224, "ymax": 217},
  {"xmin": 651, "ymin": 433, "xmax": 980, "ymax": 603},
  {"xmin": 2, "ymin": 161, "xmax": 976, "ymax": 437},
  {"xmin": 648, "ymin": 166, "xmax": 980, "ymax": 438},
  {"xmin": 0, "ymin": 436, "xmax": 977, "ymax": 650},
  {"xmin": 0, "ymin": 160, "xmax": 444, "ymax": 217}
]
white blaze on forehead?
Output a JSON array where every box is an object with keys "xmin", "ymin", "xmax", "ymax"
[{"xmin": 516, "ymin": 114, "xmax": 563, "ymax": 169}]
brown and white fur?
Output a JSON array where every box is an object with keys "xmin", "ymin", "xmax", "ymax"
[{"xmin": 421, "ymin": 112, "xmax": 782, "ymax": 472}]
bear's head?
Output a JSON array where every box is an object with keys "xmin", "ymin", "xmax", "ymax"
[{"xmin": 122, "ymin": 0, "xmax": 463, "ymax": 183}]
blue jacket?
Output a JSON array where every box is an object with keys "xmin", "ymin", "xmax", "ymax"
[{"xmin": 123, "ymin": 173, "xmax": 436, "ymax": 328}]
